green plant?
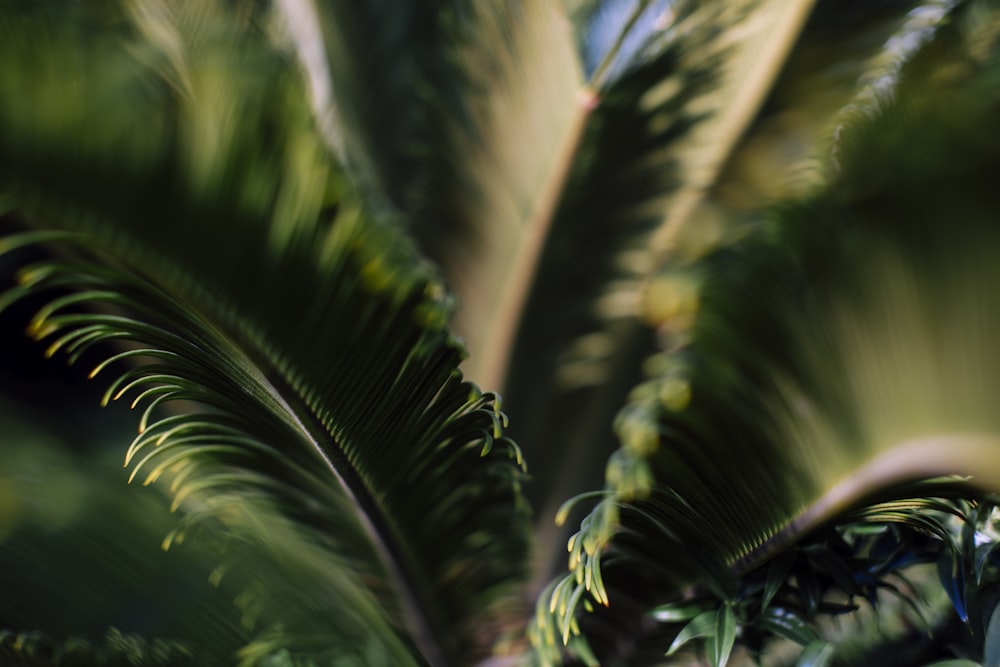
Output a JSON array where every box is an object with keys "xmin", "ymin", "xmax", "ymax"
[{"xmin": 3, "ymin": 0, "xmax": 1000, "ymax": 665}]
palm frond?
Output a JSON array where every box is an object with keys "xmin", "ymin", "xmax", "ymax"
[
  {"xmin": 275, "ymin": 3, "xmax": 824, "ymax": 598},
  {"xmin": 0, "ymin": 3, "xmax": 530, "ymax": 665},
  {"xmin": 271, "ymin": 0, "xmax": 454, "ymax": 204},
  {"xmin": 535, "ymin": 4, "xmax": 1000, "ymax": 662},
  {"xmin": 500, "ymin": 0, "xmax": 817, "ymax": 586},
  {"xmin": 274, "ymin": 0, "xmax": 587, "ymax": 392},
  {"xmin": 408, "ymin": 0, "xmax": 588, "ymax": 391}
]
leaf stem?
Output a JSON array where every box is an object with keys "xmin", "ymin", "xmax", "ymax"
[{"xmin": 589, "ymin": 0, "xmax": 653, "ymax": 91}]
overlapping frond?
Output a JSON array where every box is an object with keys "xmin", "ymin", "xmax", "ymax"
[
  {"xmin": 0, "ymin": 3, "xmax": 530, "ymax": 665},
  {"xmin": 500, "ymin": 0, "xmax": 819, "ymax": 587},
  {"xmin": 409, "ymin": 0, "xmax": 588, "ymax": 390},
  {"xmin": 278, "ymin": 0, "xmax": 585, "ymax": 393},
  {"xmin": 276, "ymin": 3, "xmax": 838, "ymax": 603},
  {"xmin": 535, "ymin": 3, "xmax": 1000, "ymax": 662}
]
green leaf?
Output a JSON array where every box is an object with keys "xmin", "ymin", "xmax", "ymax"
[
  {"xmin": 762, "ymin": 549, "xmax": 797, "ymax": 611},
  {"xmin": 802, "ymin": 545, "xmax": 861, "ymax": 598},
  {"xmin": 539, "ymin": 3, "xmax": 1000, "ymax": 660},
  {"xmin": 795, "ymin": 641, "xmax": 834, "ymax": 667},
  {"xmin": 0, "ymin": 3, "xmax": 531, "ymax": 664},
  {"xmin": 706, "ymin": 604, "xmax": 736, "ymax": 667},
  {"xmin": 939, "ymin": 548, "xmax": 970, "ymax": 623},
  {"xmin": 509, "ymin": 0, "xmax": 815, "ymax": 588},
  {"xmin": 6, "ymin": 2, "xmax": 1000, "ymax": 666},
  {"xmin": 795, "ymin": 565, "xmax": 824, "ymax": 618},
  {"xmin": 754, "ymin": 607, "xmax": 819, "ymax": 647},
  {"xmin": 651, "ymin": 598, "xmax": 715, "ymax": 623},
  {"xmin": 665, "ymin": 609, "xmax": 717, "ymax": 656}
]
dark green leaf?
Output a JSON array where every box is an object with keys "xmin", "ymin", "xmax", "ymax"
[
  {"xmin": 803, "ymin": 545, "xmax": 861, "ymax": 597},
  {"xmin": 939, "ymin": 549, "xmax": 970, "ymax": 623},
  {"xmin": 753, "ymin": 607, "xmax": 818, "ymax": 647},
  {"xmin": 540, "ymin": 3, "xmax": 1000, "ymax": 660},
  {"xmin": 762, "ymin": 549, "xmax": 797, "ymax": 611},
  {"xmin": 665, "ymin": 610, "xmax": 717, "ymax": 656},
  {"xmin": 707, "ymin": 604, "xmax": 736, "ymax": 667},
  {"xmin": 796, "ymin": 566, "xmax": 823, "ymax": 618},
  {"xmin": 0, "ymin": 4, "xmax": 532, "ymax": 663},
  {"xmin": 651, "ymin": 599, "xmax": 715, "ymax": 623}
]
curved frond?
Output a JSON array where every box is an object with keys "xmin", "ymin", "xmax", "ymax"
[
  {"xmin": 0, "ymin": 3, "xmax": 530, "ymax": 665},
  {"xmin": 274, "ymin": 1, "xmax": 825, "ymax": 600},
  {"xmin": 500, "ymin": 0, "xmax": 818, "ymax": 588},
  {"xmin": 535, "ymin": 6, "xmax": 1000, "ymax": 662}
]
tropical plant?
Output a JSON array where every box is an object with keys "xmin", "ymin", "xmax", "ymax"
[{"xmin": 3, "ymin": 0, "xmax": 1000, "ymax": 665}]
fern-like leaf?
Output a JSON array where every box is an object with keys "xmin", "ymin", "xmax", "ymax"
[
  {"xmin": 0, "ymin": 3, "xmax": 530, "ymax": 665},
  {"xmin": 536, "ymin": 4, "xmax": 1000, "ymax": 662}
]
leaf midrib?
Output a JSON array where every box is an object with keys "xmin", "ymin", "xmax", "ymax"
[
  {"xmin": 729, "ymin": 434, "xmax": 1000, "ymax": 577},
  {"xmin": 172, "ymin": 289, "xmax": 449, "ymax": 667}
]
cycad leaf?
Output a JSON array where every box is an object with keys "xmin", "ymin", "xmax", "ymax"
[
  {"xmin": 0, "ymin": 3, "xmax": 530, "ymax": 665},
  {"xmin": 500, "ymin": 0, "xmax": 818, "ymax": 589},
  {"xmin": 522, "ymin": 1, "xmax": 941, "ymax": 557},
  {"xmin": 536, "ymin": 4, "xmax": 1000, "ymax": 662},
  {"xmin": 644, "ymin": 0, "xmax": 816, "ymax": 255},
  {"xmin": 282, "ymin": 0, "xmax": 587, "ymax": 390},
  {"xmin": 411, "ymin": 0, "xmax": 588, "ymax": 389},
  {"xmin": 285, "ymin": 1, "xmax": 821, "ymax": 603}
]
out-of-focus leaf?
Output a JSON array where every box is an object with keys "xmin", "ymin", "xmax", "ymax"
[
  {"xmin": 541, "ymin": 2, "xmax": 1000, "ymax": 660},
  {"xmin": 706, "ymin": 603, "xmax": 736, "ymax": 667},
  {"xmin": 0, "ymin": 3, "xmax": 532, "ymax": 664},
  {"xmin": 939, "ymin": 549, "xmax": 970, "ymax": 623},
  {"xmin": 754, "ymin": 607, "xmax": 818, "ymax": 647},
  {"xmin": 976, "ymin": 542, "xmax": 1000, "ymax": 584},
  {"xmin": 665, "ymin": 609, "xmax": 717, "ymax": 656},
  {"xmin": 651, "ymin": 599, "xmax": 714, "ymax": 623},
  {"xmin": 796, "ymin": 565, "xmax": 824, "ymax": 618},
  {"xmin": 802, "ymin": 544, "xmax": 862, "ymax": 597},
  {"xmin": 795, "ymin": 640, "xmax": 834, "ymax": 667},
  {"xmin": 762, "ymin": 549, "xmax": 797, "ymax": 611}
]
